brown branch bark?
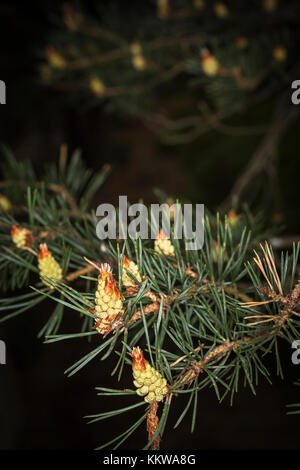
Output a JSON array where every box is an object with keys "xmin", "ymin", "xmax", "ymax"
[
  {"xmin": 220, "ymin": 95, "xmax": 300, "ymax": 210},
  {"xmin": 147, "ymin": 402, "xmax": 161, "ymax": 450}
]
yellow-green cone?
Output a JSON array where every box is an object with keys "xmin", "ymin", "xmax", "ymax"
[
  {"xmin": 94, "ymin": 263, "xmax": 124, "ymax": 335},
  {"xmin": 0, "ymin": 194, "xmax": 12, "ymax": 212}
]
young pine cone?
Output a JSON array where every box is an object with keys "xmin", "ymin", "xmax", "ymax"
[
  {"xmin": 38, "ymin": 243, "xmax": 63, "ymax": 287},
  {"xmin": 94, "ymin": 263, "xmax": 124, "ymax": 335},
  {"xmin": 0, "ymin": 194, "xmax": 12, "ymax": 212},
  {"xmin": 154, "ymin": 229, "xmax": 174, "ymax": 257},
  {"xmin": 132, "ymin": 347, "xmax": 168, "ymax": 403},
  {"xmin": 227, "ymin": 209, "xmax": 240, "ymax": 227},
  {"xmin": 201, "ymin": 50, "xmax": 219, "ymax": 76},
  {"xmin": 121, "ymin": 255, "xmax": 141, "ymax": 287},
  {"xmin": 11, "ymin": 225, "xmax": 34, "ymax": 248}
]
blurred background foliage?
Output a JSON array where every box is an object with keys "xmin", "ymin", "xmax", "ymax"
[{"xmin": 1, "ymin": 0, "xmax": 299, "ymax": 226}]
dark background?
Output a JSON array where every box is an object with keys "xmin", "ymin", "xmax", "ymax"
[{"xmin": 0, "ymin": 0, "xmax": 300, "ymax": 450}]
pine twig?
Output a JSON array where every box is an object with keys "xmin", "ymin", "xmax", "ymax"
[
  {"xmin": 220, "ymin": 97, "xmax": 300, "ymax": 210},
  {"xmin": 65, "ymin": 263, "xmax": 97, "ymax": 282}
]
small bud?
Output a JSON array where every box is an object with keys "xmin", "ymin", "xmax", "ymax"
[
  {"xmin": 273, "ymin": 45, "xmax": 287, "ymax": 63},
  {"xmin": 132, "ymin": 347, "xmax": 168, "ymax": 403},
  {"xmin": 212, "ymin": 240, "xmax": 227, "ymax": 263},
  {"xmin": 89, "ymin": 76, "xmax": 106, "ymax": 97},
  {"xmin": 121, "ymin": 256, "xmax": 142, "ymax": 287},
  {"xmin": 157, "ymin": 0, "xmax": 170, "ymax": 19},
  {"xmin": 214, "ymin": 2, "xmax": 229, "ymax": 19},
  {"xmin": 94, "ymin": 263, "xmax": 124, "ymax": 335},
  {"xmin": 38, "ymin": 243, "xmax": 63, "ymax": 287},
  {"xmin": 11, "ymin": 225, "xmax": 34, "ymax": 248},
  {"xmin": 0, "ymin": 194, "xmax": 12, "ymax": 212},
  {"xmin": 154, "ymin": 229, "xmax": 175, "ymax": 257},
  {"xmin": 235, "ymin": 36, "xmax": 248, "ymax": 49},
  {"xmin": 40, "ymin": 64, "xmax": 53, "ymax": 85},
  {"xmin": 201, "ymin": 49, "xmax": 219, "ymax": 76}
]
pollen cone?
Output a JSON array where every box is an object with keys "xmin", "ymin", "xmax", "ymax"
[
  {"xmin": 11, "ymin": 225, "xmax": 34, "ymax": 248},
  {"xmin": 201, "ymin": 50, "xmax": 219, "ymax": 76},
  {"xmin": 154, "ymin": 229, "xmax": 174, "ymax": 257},
  {"xmin": 94, "ymin": 263, "xmax": 124, "ymax": 334},
  {"xmin": 121, "ymin": 255, "xmax": 141, "ymax": 287}
]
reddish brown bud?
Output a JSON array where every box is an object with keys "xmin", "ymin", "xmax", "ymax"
[{"xmin": 132, "ymin": 346, "xmax": 148, "ymax": 371}]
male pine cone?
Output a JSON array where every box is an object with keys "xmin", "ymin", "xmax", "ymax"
[
  {"xmin": 132, "ymin": 347, "xmax": 168, "ymax": 403},
  {"xmin": 121, "ymin": 255, "xmax": 141, "ymax": 287},
  {"xmin": 11, "ymin": 225, "xmax": 34, "ymax": 248},
  {"xmin": 154, "ymin": 229, "xmax": 174, "ymax": 257}
]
